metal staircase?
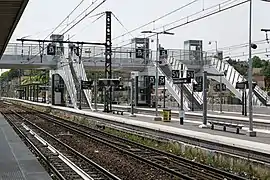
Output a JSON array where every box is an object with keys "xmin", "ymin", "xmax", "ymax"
[
  {"xmin": 51, "ymin": 56, "xmax": 78, "ymax": 109},
  {"xmin": 211, "ymin": 58, "xmax": 270, "ymax": 106},
  {"xmin": 156, "ymin": 64, "xmax": 190, "ymax": 111},
  {"xmin": 164, "ymin": 52, "xmax": 269, "ymax": 107},
  {"xmin": 165, "ymin": 57, "xmax": 203, "ymax": 110},
  {"xmin": 69, "ymin": 52, "xmax": 93, "ymax": 111}
]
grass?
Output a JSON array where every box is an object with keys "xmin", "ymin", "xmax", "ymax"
[{"xmin": 104, "ymin": 127, "xmax": 270, "ymax": 180}]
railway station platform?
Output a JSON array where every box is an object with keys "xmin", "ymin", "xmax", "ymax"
[
  {"xmin": 3, "ymin": 98, "xmax": 270, "ymax": 155},
  {"xmin": 95, "ymin": 103, "xmax": 270, "ymax": 122},
  {"xmin": 0, "ymin": 114, "xmax": 52, "ymax": 180}
]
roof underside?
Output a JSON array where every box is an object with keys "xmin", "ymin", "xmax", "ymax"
[{"xmin": 0, "ymin": 0, "xmax": 29, "ymax": 58}]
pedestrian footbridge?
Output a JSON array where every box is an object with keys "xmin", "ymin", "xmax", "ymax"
[
  {"xmin": 2, "ymin": 42, "xmax": 270, "ymax": 109},
  {"xmin": 0, "ymin": 43, "xmax": 147, "ymax": 71}
]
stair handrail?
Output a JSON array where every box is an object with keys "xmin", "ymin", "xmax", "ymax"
[
  {"xmin": 167, "ymin": 56, "xmax": 203, "ymax": 105},
  {"xmin": 211, "ymin": 57, "xmax": 270, "ymax": 105}
]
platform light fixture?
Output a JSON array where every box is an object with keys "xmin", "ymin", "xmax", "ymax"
[
  {"xmin": 141, "ymin": 30, "xmax": 174, "ymax": 121},
  {"xmin": 247, "ymin": 0, "xmax": 270, "ymax": 137}
]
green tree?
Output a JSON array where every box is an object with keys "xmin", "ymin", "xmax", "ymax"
[
  {"xmin": 262, "ymin": 64, "xmax": 270, "ymax": 78},
  {"xmin": 252, "ymin": 56, "xmax": 263, "ymax": 68}
]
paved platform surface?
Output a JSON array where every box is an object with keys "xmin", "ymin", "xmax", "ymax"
[
  {"xmin": 96, "ymin": 103, "xmax": 270, "ymax": 122},
  {"xmin": 94, "ymin": 109, "xmax": 270, "ymax": 144},
  {"xmin": 205, "ymin": 110, "xmax": 270, "ymax": 121},
  {"xmin": 0, "ymin": 115, "xmax": 51, "ymax": 180}
]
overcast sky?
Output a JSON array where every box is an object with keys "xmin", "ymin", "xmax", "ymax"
[{"xmin": 8, "ymin": 0, "xmax": 270, "ymax": 61}]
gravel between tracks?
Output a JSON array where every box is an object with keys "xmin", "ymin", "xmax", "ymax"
[{"xmin": 24, "ymin": 114, "xmax": 178, "ymax": 180}]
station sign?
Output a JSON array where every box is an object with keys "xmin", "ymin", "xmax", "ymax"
[
  {"xmin": 135, "ymin": 48, "xmax": 145, "ymax": 59},
  {"xmin": 98, "ymin": 78, "xmax": 121, "ymax": 87},
  {"xmin": 158, "ymin": 76, "xmax": 165, "ymax": 86},
  {"xmin": 236, "ymin": 81, "xmax": 257, "ymax": 90},
  {"xmin": 47, "ymin": 44, "xmax": 56, "ymax": 55},
  {"xmin": 193, "ymin": 84, "xmax": 202, "ymax": 92},
  {"xmin": 159, "ymin": 49, "xmax": 168, "ymax": 58},
  {"xmin": 173, "ymin": 77, "xmax": 191, "ymax": 84},
  {"xmin": 236, "ymin": 82, "xmax": 245, "ymax": 89},
  {"xmin": 187, "ymin": 70, "xmax": 195, "ymax": 79},
  {"xmin": 81, "ymin": 80, "xmax": 93, "ymax": 89},
  {"xmin": 172, "ymin": 70, "xmax": 180, "ymax": 79},
  {"xmin": 149, "ymin": 76, "xmax": 155, "ymax": 84}
]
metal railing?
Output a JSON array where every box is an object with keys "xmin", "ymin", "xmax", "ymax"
[{"xmin": 211, "ymin": 57, "xmax": 269, "ymax": 106}]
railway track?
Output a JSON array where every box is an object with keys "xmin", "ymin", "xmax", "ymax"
[
  {"xmin": 2, "ymin": 110, "xmax": 121, "ymax": 180},
  {"xmin": 45, "ymin": 104, "xmax": 270, "ymax": 164},
  {"xmin": 7, "ymin": 105, "xmax": 247, "ymax": 180},
  {"xmin": 6, "ymin": 101, "xmax": 270, "ymax": 166}
]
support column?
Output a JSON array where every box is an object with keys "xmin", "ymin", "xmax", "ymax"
[
  {"xmin": 52, "ymin": 74, "xmax": 55, "ymax": 105},
  {"xmin": 130, "ymin": 78, "xmax": 136, "ymax": 117},
  {"xmin": 36, "ymin": 85, "xmax": 39, "ymax": 102},
  {"xmin": 104, "ymin": 11, "xmax": 112, "ymax": 113},
  {"xmin": 180, "ymin": 64, "xmax": 184, "ymax": 125},
  {"xmin": 200, "ymin": 71, "xmax": 208, "ymax": 128},
  {"xmin": 242, "ymin": 90, "xmax": 245, "ymax": 115},
  {"xmin": 135, "ymin": 76, "xmax": 139, "ymax": 107}
]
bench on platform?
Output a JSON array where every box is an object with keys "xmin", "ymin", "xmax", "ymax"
[
  {"xmin": 209, "ymin": 121, "xmax": 244, "ymax": 134},
  {"xmin": 112, "ymin": 109, "xmax": 125, "ymax": 115}
]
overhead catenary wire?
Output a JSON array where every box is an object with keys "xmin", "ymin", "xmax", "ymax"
[
  {"xmin": 67, "ymin": 12, "xmax": 106, "ymax": 40},
  {"xmin": 20, "ymin": 0, "xmax": 86, "ymax": 57},
  {"xmin": 25, "ymin": 0, "xmax": 107, "ymax": 63},
  {"xmin": 58, "ymin": 0, "xmax": 100, "ymax": 35},
  {"xmin": 113, "ymin": 0, "xmax": 241, "ymax": 48},
  {"xmin": 44, "ymin": 0, "xmax": 85, "ymax": 40},
  {"xmin": 160, "ymin": 0, "xmax": 235, "ymax": 30},
  {"xmin": 225, "ymin": 49, "xmax": 270, "ymax": 59},
  {"xmin": 61, "ymin": 0, "xmax": 107, "ymax": 36},
  {"xmin": 93, "ymin": 0, "xmax": 248, "ymax": 58},
  {"xmin": 223, "ymin": 46, "xmax": 270, "ymax": 57},
  {"xmin": 208, "ymin": 39, "xmax": 267, "ymax": 52},
  {"xmin": 112, "ymin": 13, "xmax": 134, "ymax": 39},
  {"xmin": 20, "ymin": 25, "xmax": 68, "ymax": 39},
  {"xmin": 165, "ymin": 0, "xmax": 249, "ymax": 32},
  {"xmin": 112, "ymin": 0, "xmax": 199, "ymax": 41}
]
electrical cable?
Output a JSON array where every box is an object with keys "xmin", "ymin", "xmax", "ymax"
[
  {"xmin": 112, "ymin": 13, "xmax": 134, "ymax": 39},
  {"xmin": 58, "ymin": 0, "xmax": 100, "ymax": 34},
  {"xmin": 25, "ymin": 0, "xmax": 106, "ymax": 63},
  {"xmin": 208, "ymin": 39, "xmax": 267, "ymax": 52},
  {"xmin": 61, "ymin": 0, "xmax": 106, "ymax": 36},
  {"xmin": 165, "ymin": 0, "xmax": 249, "ymax": 32},
  {"xmin": 93, "ymin": 0, "xmax": 247, "ymax": 58},
  {"xmin": 226, "ymin": 50, "xmax": 269, "ymax": 59},
  {"xmin": 67, "ymin": 12, "xmax": 105, "ymax": 40},
  {"xmin": 113, "ymin": 0, "xmax": 240, "ymax": 48},
  {"xmin": 21, "ymin": 0, "xmax": 86, "ymax": 58},
  {"xmin": 21, "ymin": 0, "xmax": 85, "ymax": 63},
  {"xmin": 161, "ymin": 0, "xmax": 235, "ymax": 30},
  {"xmin": 224, "ymin": 47, "xmax": 269, "ymax": 57},
  {"xmin": 112, "ymin": 0, "xmax": 199, "ymax": 41},
  {"xmin": 44, "ymin": 0, "xmax": 85, "ymax": 40},
  {"xmin": 20, "ymin": 25, "xmax": 67, "ymax": 39}
]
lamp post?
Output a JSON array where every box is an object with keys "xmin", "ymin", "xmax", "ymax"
[
  {"xmin": 141, "ymin": 30, "xmax": 174, "ymax": 120},
  {"xmin": 209, "ymin": 40, "xmax": 223, "ymax": 113},
  {"xmin": 247, "ymin": 0, "xmax": 270, "ymax": 136}
]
